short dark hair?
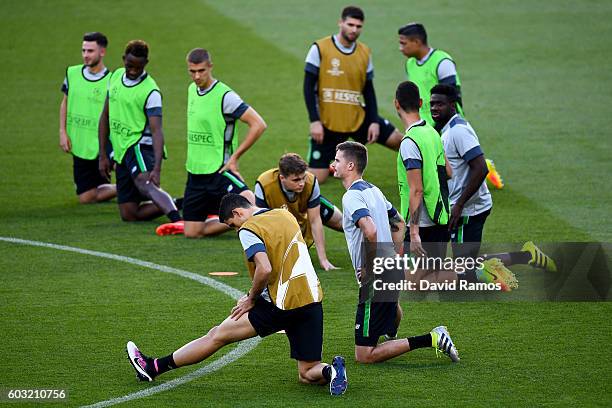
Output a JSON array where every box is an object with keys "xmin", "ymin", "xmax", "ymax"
[
  {"xmin": 186, "ymin": 48, "xmax": 211, "ymax": 64},
  {"xmin": 124, "ymin": 40, "xmax": 149, "ymax": 59},
  {"xmin": 83, "ymin": 32, "xmax": 108, "ymax": 48},
  {"xmin": 341, "ymin": 5, "xmax": 364, "ymax": 21},
  {"xmin": 395, "ymin": 81, "xmax": 421, "ymax": 113},
  {"xmin": 398, "ymin": 22, "xmax": 427, "ymax": 44},
  {"xmin": 430, "ymin": 84, "xmax": 458, "ymax": 104},
  {"xmin": 219, "ymin": 193, "xmax": 252, "ymax": 224},
  {"xmin": 278, "ymin": 153, "xmax": 308, "ymax": 176},
  {"xmin": 336, "ymin": 141, "xmax": 368, "ymax": 174}
]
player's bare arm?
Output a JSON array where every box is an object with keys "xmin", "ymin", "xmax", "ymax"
[
  {"xmin": 307, "ymin": 205, "xmax": 337, "ymax": 271},
  {"xmin": 407, "ymin": 168, "xmax": 426, "ymax": 256},
  {"xmin": 219, "ymin": 107, "xmax": 267, "ymax": 176},
  {"xmin": 59, "ymin": 94, "xmax": 71, "ymax": 153},
  {"xmin": 98, "ymin": 96, "xmax": 111, "ymax": 178},
  {"xmin": 449, "ymin": 154, "xmax": 487, "ymax": 230},
  {"xmin": 231, "ymin": 251, "xmax": 271, "ymax": 320},
  {"xmin": 148, "ymin": 115, "xmax": 164, "ymax": 186}
]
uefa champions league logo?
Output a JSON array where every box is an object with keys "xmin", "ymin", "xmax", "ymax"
[{"xmin": 327, "ymin": 58, "xmax": 344, "ymax": 77}]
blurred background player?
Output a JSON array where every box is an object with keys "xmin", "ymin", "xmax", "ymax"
[
  {"xmin": 59, "ymin": 32, "xmax": 116, "ymax": 204},
  {"xmin": 127, "ymin": 194, "xmax": 348, "ymax": 396},
  {"xmin": 255, "ymin": 153, "xmax": 342, "ymax": 271},
  {"xmin": 98, "ymin": 40, "xmax": 181, "ymax": 224},
  {"xmin": 156, "ymin": 48, "xmax": 266, "ymax": 237},
  {"xmin": 395, "ymin": 81, "xmax": 451, "ymax": 260},
  {"xmin": 304, "ymin": 5, "xmax": 403, "ymax": 183},
  {"xmin": 332, "ymin": 141, "xmax": 460, "ymax": 363},
  {"xmin": 398, "ymin": 22, "xmax": 504, "ymax": 189}
]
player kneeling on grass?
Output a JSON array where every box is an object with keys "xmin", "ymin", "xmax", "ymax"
[
  {"xmin": 155, "ymin": 48, "xmax": 266, "ymax": 238},
  {"xmin": 98, "ymin": 40, "xmax": 181, "ymax": 224},
  {"xmin": 255, "ymin": 153, "xmax": 343, "ymax": 271},
  {"xmin": 333, "ymin": 141, "xmax": 460, "ymax": 364},
  {"xmin": 127, "ymin": 193, "xmax": 348, "ymax": 396}
]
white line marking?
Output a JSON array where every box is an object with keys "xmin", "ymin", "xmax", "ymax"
[{"xmin": 0, "ymin": 237, "xmax": 261, "ymax": 407}]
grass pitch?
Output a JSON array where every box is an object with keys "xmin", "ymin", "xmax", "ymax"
[{"xmin": 0, "ymin": 0, "xmax": 611, "ymax": 406}]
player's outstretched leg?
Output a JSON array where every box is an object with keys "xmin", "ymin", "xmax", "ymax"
[{"xmin": 126, "ymin": 313, "xmax": 257, "ymax": 382}]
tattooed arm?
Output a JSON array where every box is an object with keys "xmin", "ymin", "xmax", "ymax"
[{"xmin": 407, "ymin": 168, "xmax": 426, "ymax": 256}]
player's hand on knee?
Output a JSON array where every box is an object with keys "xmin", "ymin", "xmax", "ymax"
[
  {"xmin": 148, "ymin": 167, "xmax": 161, "ymax": 187},
  {"xmin": 99, "ymin": 155, "xmax": 111, "ymax": 178},
  {"xmin": 231, "ymin": 295, "xmax": 255, "ymax": 320}
]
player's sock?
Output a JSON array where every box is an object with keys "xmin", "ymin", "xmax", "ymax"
[
  {"xmin": 173, "ymin": 197, "xmax": 184, "ymax": 211},
  {"xmin": 167, "ymin": 210, "xmax": 182, "ymax": 223},
  {"xmin": 407, "ymin": 333, "xmax": 432, "ymax": 350},
  {"xmin": 509, "ymin": 251, "xmax": 531, "ymax": 265},
  {"xmin": 154, "ymin": 354, "xmax": 177, "ymax": 376},
  {"xmin": 457, "ymin": 269, "xmax": 478, "ymax": 283},
  {"xmin": 322, "ymin": 364, "xmax": 332, "ymax": 383}
]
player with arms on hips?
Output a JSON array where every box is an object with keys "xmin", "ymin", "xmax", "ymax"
[
  {"xmin": 98, "ymin": 40, "xmax": 181, "ymax": 224},
  {"xmin": 304, "ymin": 6, "xmax": 403, "ymax": 183},
  {"xmin": 59, "ymin": 32, "xmax": 116, "ymax": 204},
  {"xmin": 156, "ymin": 48, "xmax": 266, "ymax": 237},
  {"xmin": 255, "ymin": 153, "xmax": 342, "ymax": 271},
  {"xmin": 332, "ymin": 141, "xmax": 459, "ymax": 364},
  {"xmin": 127, "ymin": 194, "xmax": 348, "ymax": 396},
  {"xmin": 398, "ymin": 22, "xmax": 504, "ymax": 189}
]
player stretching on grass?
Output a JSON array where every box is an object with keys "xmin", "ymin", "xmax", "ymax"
[
  {"xmin": 127, "ymin": 194, "xmax": 348, "ymax": 396},
  {"xmin": 333, "ymin": 141, "xmax": 460, "ymax": 364}
]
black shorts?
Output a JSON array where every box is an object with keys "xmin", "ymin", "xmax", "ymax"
[
  {"xmin": 451, "ymin": 208, "xmax": 491, "ymax": 258},
  {"xmin": 73, "ymin": 155, "xmax": 110, "ymax": 195},
  {"xmin": 404, "ymin": 224, "xmax": 450, "ymax": 260},
  {"xmin": 355, "ymin": 301, "xmax": 398, "ymax": 347},
  {"xmin": 182, "ymin": 171, "xmax": 250, "ymax": 221},
  {"xmin": 115, "ymin": 144, "xmax": 155, "ymax": 204},
  {"xmin": 308, "ymin": 116, "xmax": 397, "ymax": 169},
  {"xmin": 248, "ymin": 296, "xmax": 323, "ymax": 361},
  {"xmin": 319, "ymin": 195, "xmax": 336, "ymax": 223}
]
